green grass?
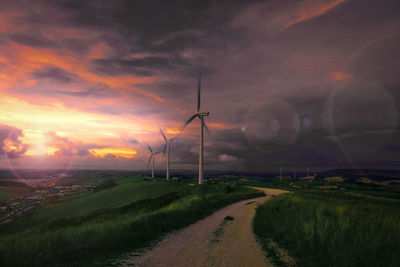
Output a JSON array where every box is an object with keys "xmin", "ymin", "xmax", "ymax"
[
  {"xmin": 253, "ymin": 182, "xmax": 400, "ymax": 267},
  {"xmin": 0, "ymin": 177, "xmax": 263, "ymax": 266},
  {"xmin": 114, "ymin": 176, "xmax": 142, "ymax": 185},
  {"xmin": 0, "ymin": 186, "xmax": 17, "ymax": 200},
  {"xmin": 33, "ymin": 177, "xmax": 182, "ymax": 220}
]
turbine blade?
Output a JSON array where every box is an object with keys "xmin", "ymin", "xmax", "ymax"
[
  {"xmin": 197, "ymin": 73, "xmax": 202, "ymax": 112},
  {"xmin": 146, "ymin": 144, "xmax": 153, "ymax": 153},
  {"xmin": 177, "ymin": 114, "xmax": 197, "ymax": 136},
  {"xmin": 163, "ymin": 143, "xmax": 167, "ymax": 156},
  {"xmin": 203, "ymin": 121, "xmax": 211, "ymax": 136},
  {"xmin": 147, "ymin": 154, "xmax": 153, "ymax": 166},
  {"xmin": 184, "ymin": 114, "xmax": 198, "ymax": 127},
  {"xmin": 160, "ymin": 128, "xmax": 167, "ymax": 142}
]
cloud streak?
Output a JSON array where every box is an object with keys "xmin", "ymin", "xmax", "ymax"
[{"xmin": 0, "ymin": 0, "xmax": 399, "ymax": 171}]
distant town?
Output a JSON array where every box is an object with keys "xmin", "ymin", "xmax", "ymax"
[{"xmin": 0, "ymin": 169, "xmax": 131, "ymax": 224}]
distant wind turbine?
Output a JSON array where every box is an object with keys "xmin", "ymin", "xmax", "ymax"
[
  {"xmin": 160, "ymin": 128, "xmax": 176, "ymax": 180},
  {"xmin": 183, "ymin": 74, "xmax": 210, "ymax": 185},
  {"xmin": 147, "ymin": 144, "xmax": 160, "ymax": 178}
]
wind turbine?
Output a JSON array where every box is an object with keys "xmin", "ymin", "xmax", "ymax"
[
  {"xmin": 160, "ymin": 128, "xmax": 176, "ymax": 180},
  {"xmin": 147, "ymin": 144, "xmax": 160, "ymax": 178},
  {"xmin": 183, "ymin": 74, "xmax": 210, "ymax": 185}
]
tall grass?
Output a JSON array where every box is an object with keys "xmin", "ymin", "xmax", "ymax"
[
  {"xmin": 0, "ymin": 178, "xmax": 262, "ymax": 266},
  {"xmin": 253, "ymin": 189, "xmax": 400, "ymax": 267}
]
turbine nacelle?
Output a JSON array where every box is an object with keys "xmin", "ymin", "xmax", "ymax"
[
  {"xmin": 159, "ymin": 128, "xmax": 177, "ymax": 180},
  {"xmin": 197, "ymin": 112, "xmax": 210, "ymax": 117},
  {"xmin": 146, "ymin": 144, "xmax": 161, "ymax": 179}
]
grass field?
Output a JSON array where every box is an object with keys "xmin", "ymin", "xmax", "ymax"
[
  {"xmin": 251, "ymin": 179, "xmax": 400, "ymax": 267},
  {"xmin": 0, "ymin": 176, "xmax": 263, "ymax": 266},
  {"xmin": 0, "ymin": 186, "xmax": 17, "ymax": 200},
  {"xmin": 33, "ymin": 176, "xmax": 180, "ymax": 220}
]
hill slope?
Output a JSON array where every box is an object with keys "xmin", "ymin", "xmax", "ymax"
[{"xmin": 0, "ymin": 177, "xmax": 263, "ymax": 266}]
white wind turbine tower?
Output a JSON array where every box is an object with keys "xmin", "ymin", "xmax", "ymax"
[
  {"xmin": 147, "ymin": 144, "xmax": 160, "ymax": 178},
  {"xmin": 183, "ymin": 74, "xmax": 210, "ymax": 185},
  {"xmin": 160, "ymin": 128, "xmax": 176, "ymax": 180}
]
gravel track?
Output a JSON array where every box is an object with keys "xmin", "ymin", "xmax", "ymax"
[{"xmin": 115, "ymin": 187, "xmax": 288, "ymax": 267}]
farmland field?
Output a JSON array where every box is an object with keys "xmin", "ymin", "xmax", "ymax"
[
  {"xmin": 0, "ymin": 176, "xmax": 263, "ymax": 266},
  {"xmin": 0, "ymin": 187, "xmax": 17, "ymax": 200}
]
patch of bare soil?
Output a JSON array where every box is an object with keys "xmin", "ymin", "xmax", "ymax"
[{"xmin": 113, "ymin": 187, "xmax": 288, "ymax": 267}]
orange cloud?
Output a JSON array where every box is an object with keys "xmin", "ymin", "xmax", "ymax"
[
  {"xmin": 0, "ymin": 41, "xmax": 163, "ymax": 101},
  {"xmin": 90, "ymin": 148, "xmax": 137, "ymax": 159},
  {"xmin": 330, "ymin": 71, "xmax": 352, "ymax": 81},
  {"xmin": 0, "ymin": 95, "xmax": 152, "ymax": 161},
  {"xmin": 0, "ymin": 13, "xmax": 26, "ymax": 33},
  {"xmin": 291, "ymin": 0, "xmax": 347, "ymax": 26},
  {"xmin": 43, "ymin": 27, "xmax": 96, "ymax": 41},
  {"xmin": 0, "ymin": 13, "xmax": 160, "ymax": 102},
  {"xmin": 0, "ymin": 9, "xmax": 231, "ymax": 169},
  {"xmin": 233, "ymin": 0, "xmax": 347, "ymax": 35},
  {"xmin": 0, "ymin": 124, "xmax": 29, "ymax": 158}
]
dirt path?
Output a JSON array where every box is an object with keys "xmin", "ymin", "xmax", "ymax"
[{"xmin": 114, "ymin": 187, "xmax": 288, "ymax": 267}]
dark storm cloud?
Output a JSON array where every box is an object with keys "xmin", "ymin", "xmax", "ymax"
[
  {"xmin": 0, "ymin": 1, "xmax": 128, "ymax": 58},
  {"xmin": 211, "ymin": 129, "xmax": 249, "ymax": 150},
  {"xmin": 169, "ymin": 138, "xmax": 198, "ymax": 165},
  {"xmin": 93, "ymin": 65, "xmax": 153, "ymax": 77},
  {"xmin": 8, "ymin": 32, "xmax": 56, "ymax": 48},
  {"xmin": 129, "ymin": 138, "xmax": 139, "ymax": 144},
  {"xmin": 58, "ymin": 0, "xmax": 400, "ymax": 170},
  {"xmin": 167, "ymin": 128, "xmax": 250, "ymax": 170},
  {"xmin": 57, "ymin": 84, "xmax": 118, "ymax": 98},
  {"xmin": 108, "ymin": 0, "xmax": 249, "ymax": 52},
  {"xmin": 1, "ymin": 0, "xmax": 243, "ymax": 57},
  {"xmin": 6, "ymin": 0, "xmax": 122, "ymax": 31},
  {"xmin": 129, "ymin": 105, "xmax": 166, "ymax": 117},
  {"xmin": 32, "ymin": 67, "xmax": 76, "ymax": 83},
  {"xmin": 170, "ymin": 127, "xmax": 339, "ymax": 171},
  {"xmin": 108, "ymin": 57, "xmax": 173, "ymax": 68},
  {"xmin": 2, "ymin": 0, "xmax": 400, "ymax": 170},
  {"xmin": 29, "ymin": 66, "xmax": 119, "ymax": 98},
  {"xmin": 91, "ymin": 56, "xmax": 189, "ymax": 77},
  {"xmin": 60, "ymin": 38, "xmax": 92, "ymax": 55},
  {"xmin": 135, "ymin": 81, "xmax": 192, "ymax": 100},
  {"xmin": 16, "ymin": 84, "xmax": 119, "ymax": 99},
  {"xmin": 22, "ymin": 81, "xmax": 118, "ymax": 101}
]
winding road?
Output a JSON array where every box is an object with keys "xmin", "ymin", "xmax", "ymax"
[{"xmin": 115, "ymin": 187, "xmax": 288, "ymax": 267}]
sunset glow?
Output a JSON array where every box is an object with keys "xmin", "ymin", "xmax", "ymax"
[{"xmin": 0, "ymin": 0, "xmax": 399, "ymax": 172}]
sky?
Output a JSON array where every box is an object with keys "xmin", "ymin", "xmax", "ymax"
[{"xmin": 0, "ymin": 0, "xmax": 399, "ymax": 174}]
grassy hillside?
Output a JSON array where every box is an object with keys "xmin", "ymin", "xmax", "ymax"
[
  {"xmin": 0, "ymin": 186, "xmax": 17, "ymax": 200},
  {"xmin": 0, "ymin": 180, "xmax": 32, "ymax": 200},
  {"xmin": 0, "ymin": 177, "xmax": 263, "ymax": 266},
  {"xmin": 252, "ymin": 180, "xmax": 400, "ymax": 267},
  {"xmin": 33, "ymin": 177, "xmax": 180, "ymax": 220}
]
